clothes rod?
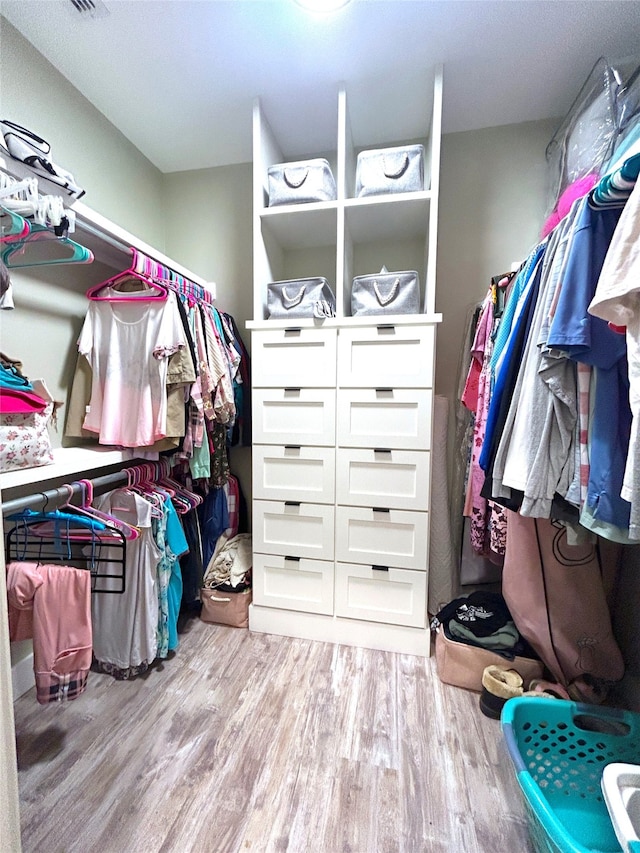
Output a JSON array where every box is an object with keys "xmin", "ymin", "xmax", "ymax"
[
  {"xmin": 1, "ymin": 469, "xmax": 130, "ymax": 516},
  {"xmin": 74, "ymin": 217, "xmax": 133, "ymax": 257}
]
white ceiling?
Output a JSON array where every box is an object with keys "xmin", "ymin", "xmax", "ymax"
[{"xmin": 2, "ymin": 0, "xmax": 640, "ymax": 174}]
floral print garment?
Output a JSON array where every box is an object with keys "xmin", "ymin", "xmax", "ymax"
[{"xmin": 462, "ymin": 290, "xmax": 507, "ymax": 557}]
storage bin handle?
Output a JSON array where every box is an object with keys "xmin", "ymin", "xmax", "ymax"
[
  {"xmin": 373, "ymin": 277, "xmax": 400, "ymax": 307},
  {"xmin": 283, "ymin": 166, "xmax": 309, "ymax": 188},
  {"xmin": 282, "ymin": 284, "xmax": 305, "ymax": 308},
  {"xmin": 383, "ymin": 153, "xmax": 409, "ymax": 179}
]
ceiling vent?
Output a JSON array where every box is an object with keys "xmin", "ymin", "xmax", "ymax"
[{"xmin": 69, "ymin": 0, "xmax": 110, "ymax": 19}]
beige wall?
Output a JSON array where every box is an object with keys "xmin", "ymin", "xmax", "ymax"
[
  {"xmin": 436, "ymin": 118, "xmax": 557, "ymax": 402},
  {"xmin": 163, "ymin": 164, "xmax": 254, "ymax": 504},
  {"xmin": 0, "ymin": 18, "xmax": 165, "ymax": 246}
]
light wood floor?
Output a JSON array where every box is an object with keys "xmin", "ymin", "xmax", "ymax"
[{"xmin": 14, "ymin": 618, "xmax": 534, "ymax": 853}]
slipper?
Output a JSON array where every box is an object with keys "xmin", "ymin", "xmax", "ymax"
[
  {"xmin": 479, "ymin": 665, "xmax": 524, "ymax": 719},
  {"xmin": 482, "ymin": 665, "xmax": 524, "ymax": 699}
]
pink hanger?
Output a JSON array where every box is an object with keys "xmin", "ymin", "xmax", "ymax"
[
  {"xmin": 70, "ymin": 479, "xmax": 140, "ymax": 541},
  {"xmin": 85, "ymin": 247, "xmax": 169, "ymax": 302}
]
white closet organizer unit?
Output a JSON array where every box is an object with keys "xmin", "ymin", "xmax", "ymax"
[{"xmin": 248, "ymin": 69, "xmax": 443, "ymax": 656}]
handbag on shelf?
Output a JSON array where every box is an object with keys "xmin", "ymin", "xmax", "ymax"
[
  {"xmin": 0, "ymin": 119, "xmax": 85, "ymax": 199},
  {"xmin": 0, "ymin": 378, "xmax": 61, "ymax": 472},
  {"xmin": 355, "ymin": 144, "xmax": 425, "ymax": 197},
  {"xmin": 351, "ymin": 267, "xmax": 420, "ymax": 316},
  {"xmin": 267, "ymin": 158, "xmax": 337, "ymax": 206},
  {"xmin": 267, "ymin": 277, "xmax": 336, "ymax": 319}
]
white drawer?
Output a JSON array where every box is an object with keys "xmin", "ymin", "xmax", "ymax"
[
  {"xmin": 252, "ymin": 328, "xmax": 337, "ymax": 387},
  {"xmin": 253, "ymin": 553, "xmax": 334, "ymax": 615},
  {"xmin": 335, "ymin": 562, "xmax": 426, "ymax": 628},
  {"xmin": 253, "ymin": 499, "xmax": 335, "ymax": 560},
  {"xmin": 253, "ymin": 388, "xmax": 336, "ymax": 446},
  {"xmin": 335, "ymin": 505, "xmax": 428, "ymax": 570},
  {"xmin": 337, "ymin": 388, "xmax": 432, "ymax": 449},
  {"xmin": 253, "ymin": 445, "xmax": 335, "ymax": 504},
  {"xmin": 336, "ymin": 447, "xmax": 430, "ymax": 510},
  {"xmin": 337, "ymin": 325, "xmax": 435, "ymax": 388}
]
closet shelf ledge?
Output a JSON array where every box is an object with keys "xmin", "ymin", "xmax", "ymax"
[
  {"xmin": 0, "ymin": 447, "xmax": 140, "ymax": 492},
  {"xmin": 72, "ymin": 201, "xmax": 216, "ymax": 299},
  {"xmin": 0, "ymin": 155, "xmax": 215, "ymax": 300},
  {"xmin": 245, "ymin": 314, "xmax": 443, "ymax": 331}
]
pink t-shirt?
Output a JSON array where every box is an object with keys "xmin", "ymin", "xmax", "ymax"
[{"xmin": 78, "ymin": 290, "xmax": 185, "ymax": 447}]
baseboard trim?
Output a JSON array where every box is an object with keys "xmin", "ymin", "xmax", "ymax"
[{"xmin": 249, "ymin": 604, "xmax": 431, "ymax": 657}]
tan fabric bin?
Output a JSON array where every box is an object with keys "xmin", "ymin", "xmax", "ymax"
[
  {"xmin": 434, "ymin": 625, "xmax": 544, "ymax": 693},
  {"xmin": 200, "ymin": 588, "xmax": 252, "ymax": 628}
]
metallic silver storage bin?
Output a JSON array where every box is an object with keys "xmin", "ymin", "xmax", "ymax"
[
  {"xmin": 267, "ymin": 277, "xmax": 336, "ymax": 319},
  {"xmin": 267, "ymin": 158, "xmax": 337, "ymax": 206},
  {"xmin": 355, "ymin": 144, "xmax": 425, "ymax": 197},
  {"xmin": 351, "ymin": 270, "xmax": 420, "ymax": 315}
]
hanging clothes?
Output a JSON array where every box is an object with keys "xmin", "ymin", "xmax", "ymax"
[
  {"xmin": 154, "ymin": 495, "xmax": 189, "ymax": 657},
  {"xmin": 91, "ymin": 489, "xmax": 161, "ymax": 679},
  {"xmin": 589, "ymin": 177, "xmax": 640, "ymax": 540},
  {"xmin": 77, "ymin": 290, "xmax": 185, "ymax": 447},
  {"xmin": 476, "ymin": 181, "xmax": 637, "ymax": 544},
  {"xmin": 461, "ymin": 288, "xmax": 506, "ymax": 559},
  {"xmin": 179, "ymin": 508, "xmax": 204, "ymax": 609},
  {"xmin": 7, "ymin": 561, "xmax": 92, "ymax": 704}
]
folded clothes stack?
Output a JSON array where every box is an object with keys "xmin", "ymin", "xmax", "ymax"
[
  {"xmin": 433, "ymin": 590, "xmax": 537, "ymax": 659},
  {"xmin": 0, "ymin": 359, "xmax": 48, "ymax": 413}
]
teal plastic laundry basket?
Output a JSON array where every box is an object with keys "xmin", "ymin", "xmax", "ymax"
[{"xmin": 502, "ymin": 697, "xmax": 640, "ymax": 853}]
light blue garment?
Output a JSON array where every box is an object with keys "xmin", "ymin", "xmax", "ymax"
[
  {"xmin": 189, "ymin": 431, "xmax": 211, "ymax": 480},
  {"xmin": 479, "ymin": 259, "xmax": 543, "ymax": 473},
  {"xmin": 165, "ymin": 499, "xmax": 188, "ymax": 651},
  {"xmin": 489, "ymin": 240, "xmax": 547, "ymax": 378}
]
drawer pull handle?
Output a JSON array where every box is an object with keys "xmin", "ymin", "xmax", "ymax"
[
  {"xmin": 284, "ymin": 445, "xmax": 302, "ymax": 450},
  {"xmin": 372, "ymin": 507, "xmax": 390, "ymax": 514},
  {"xmin": 373, "ymin": 448, "xmax": 392, "ymax": 455},
  {"xmin": 284, "ymin": 327, "xmax": 302, "ymax": 335},
  {"xmin": 372, "ymin": 565, "xmax": 389, "ymax": 572},
  {"xmin": 284, "ymin": 387, "xmax": 301, "ymax": 393},
  {"xmin": 284, "ymin": 555, "xmax": 301, "ymax": 563},
  {"xmin": 375, "ymin": 387, "xmax": 393, "ymax": 394},
  {"xmin": 285, "ymin": 501, "xmax": 301, "ymax": 507},
  {"xmin": 376, "ymin": 324, "xmax": 395, "ymax": 332}
]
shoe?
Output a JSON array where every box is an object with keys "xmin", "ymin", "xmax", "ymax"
[{"xmin": 479, "ymin": 665, "xmax": 524, "ymax": 719}]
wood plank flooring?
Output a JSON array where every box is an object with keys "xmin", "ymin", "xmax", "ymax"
[{"xmin": 13, "ymin": 618, "xmax": 534, "ymax": 853}]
